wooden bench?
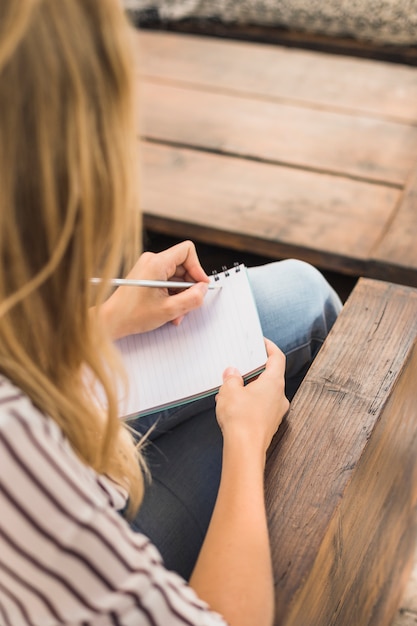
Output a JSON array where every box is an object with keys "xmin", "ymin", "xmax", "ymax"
[
  {"xmin": 136, "ymin": 30, "xmax": 417, "ymax": 288},
  {"xmin": 264, "ymin": 277, "xmax": 417, "ymax": 625}
]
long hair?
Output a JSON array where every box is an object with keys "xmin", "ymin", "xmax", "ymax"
[{"xmin": 0, "ymin": 0, "xmax": 144, "ymax": 515}]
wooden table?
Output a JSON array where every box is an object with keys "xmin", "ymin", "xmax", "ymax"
[{"xmin": 136, "ymin": 30, "xmax": 417, "ymax": 287}]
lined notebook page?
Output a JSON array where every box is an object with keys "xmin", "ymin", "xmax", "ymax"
[{"xmin": 115, "ymin": 264, "xmax": 266, "ymax": 417}]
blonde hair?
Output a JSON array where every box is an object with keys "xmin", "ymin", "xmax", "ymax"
[{"xmin": 0, "ymin": 0, "xmax": 144, "ymax": 515}]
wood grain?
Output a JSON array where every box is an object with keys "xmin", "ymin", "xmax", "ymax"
[
  {"xmin": 137, "ymin": 31, "xmax": 417, "ymax": 123},
  {"xmin": 139, "ymin": 81, "xmax": 417, "ymax": 186},
  {"xmin": 139, "ymin": 142, "xmax": 400, "ymax": 274},
  {"xmin": 136, "ymin": 31, "xmax": 417, "ymax": 285},
  {"xmin": 370, "ymin": 165, "xmax": 417, "ymax": 287},
  {"xmin": 264, "ymin": 279, "xmax": 417, "ymax": 625}
]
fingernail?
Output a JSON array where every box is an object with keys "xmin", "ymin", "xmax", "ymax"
[
  {"xmin": 223, "ymin": 366, "xmax": 241, "ymax": 378},
  {"xmin": 196, "ymin": 282, "xmax": 209, "ymax": 295}
]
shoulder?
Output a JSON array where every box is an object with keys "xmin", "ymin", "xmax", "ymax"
[
  {"xmin": 0, "ymin": 374, "xmax": 61, "ymax": 461},
  {"xmin": 0, "ymin": 373, "xmax": 70, "ymax": 443}
]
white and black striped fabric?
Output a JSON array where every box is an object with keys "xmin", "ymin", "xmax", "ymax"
[{"xmin": 0, "ymin": 376, "xmax": 227, "ymax": 626}]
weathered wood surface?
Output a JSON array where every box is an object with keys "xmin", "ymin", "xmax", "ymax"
[
  {"xmin": 140, "ymin": 142, "xmax": 399, "ymax": 275},
  {"xmin": 140, "ymin": 81, "xmax": 417, "ymax": 186},
  {"xmin": 264, "ymin": 278, "xmax": 417, "ymax": 625},
  {"xmin": 393, "ymin": 548, "xmax": 417, "ymax": 625},
  {"xmin": 370, "ymin": 166, "xmax": 417, "ymax": 285},
  {"xmin": 137, "ymin": 31, "xmax": 417, "ymax": 123},
  {"xmin": 137, "ymin": 31, "xmax": 417, "ymax": 286}
]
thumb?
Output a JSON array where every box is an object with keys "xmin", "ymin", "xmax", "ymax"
[{"xmin": 222, "ymin": 366, "xmax": 244, "ymax": 385}]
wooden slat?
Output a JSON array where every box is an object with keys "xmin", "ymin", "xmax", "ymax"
[
  {"xmin": 138, "ymin": 31, "xmax": 417, "ymax": 123},
  {"xmin": 265, "ymin": 278, "xmax": 417, "ymax": 625},
  {"xmin": 139, "ymin": 142, "xmax": 400, "ymax": 274},
  {"xmin": 370, "ymin": 166, "xmax": 417, "ymax": 287},
  {"xmin": 136, "ymin": 31, "xmax": 417, "ymax": 284},
  {"xmin": 396, "ymin": 552, "xmax": 417, "ymax": 618},
  {"xmin": 139, "ymin": 81, "xmax": 417, "ymax": 186}
]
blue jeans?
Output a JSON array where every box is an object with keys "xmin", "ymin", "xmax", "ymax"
[{"xmin": 129, "ymin": 260, "xmax": 342, "ymax": 579}]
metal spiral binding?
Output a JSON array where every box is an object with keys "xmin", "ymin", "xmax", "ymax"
[{"xmin": 212, "ymin": 263, "xmax": 242, "ymax": 281}]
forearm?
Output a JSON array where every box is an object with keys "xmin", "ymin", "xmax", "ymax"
[{"xmin": 189, "ymin": 438, "xmax": 275, "ymax": 626}]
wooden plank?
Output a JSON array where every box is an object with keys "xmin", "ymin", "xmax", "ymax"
[
  {"xmin": 398, "ymin": 546, "xmax": 417, "ymax": 615},
  {"xmin": 139, "ymin": 142, "xmax": 400, "ymax": 274},
  {"xmin": 137, "ymin": 31, "xmax": 417, "ymax": 123},
  {"xmin": 370, "ymin": 166, "xmax": 417, "ymax": 287},
  {"xmin": 393, "ymin": 610, "xmax": 417, "ymax": 626},
  {"xmin": 265, "ymin": 278, "xmax": 417, "ymax": 625},
  {"xmin": 139, "ymin": 81, "xmax": 417, "ymax": 186}
]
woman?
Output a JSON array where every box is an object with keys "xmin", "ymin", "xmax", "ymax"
[{"xmin": 0, "ymin": 1, "xmax": 342, "ymax": 624}]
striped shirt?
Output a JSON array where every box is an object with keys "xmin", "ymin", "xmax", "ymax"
[{"xmin": 0, "ymin": 376, "xmax": 227, "ymax": 626}]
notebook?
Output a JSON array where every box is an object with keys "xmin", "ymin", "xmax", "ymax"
[{"xmin": 114, "ymin": 264, "xmax": 267, "ymax": 417}]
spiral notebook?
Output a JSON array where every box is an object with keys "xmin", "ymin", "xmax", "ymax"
[{"xmin": 114, "ymin": 264, "xmax": 267, "ymax": 417}]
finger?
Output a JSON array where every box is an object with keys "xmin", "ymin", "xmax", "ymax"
[
  {"xmin": 223, "ymin": 366, "xmax": 242, "ymax": 379},
  {"xmin": 264, "ymin": 337, "xmax": 281, "ymax": 356},
  {"xmin": 221, "ymin": 366, "xmax": 244, "ymax": 387},
  {"xmin": 164, "ymin": 282, "xmax": 208, "ymax": 321},
  {"xmin": 166, "ymin": 241, "xmax": 209, "ymax": 284},
  {"xmin": 261, "ymin": 338, "xmax": 286, "ymax": 379},
  {"xmin": 171, "ymin": 315, "xmax": 185, "ymax": 326}
]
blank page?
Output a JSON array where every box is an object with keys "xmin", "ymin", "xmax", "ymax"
[{"xmin": 115, "ymin": 264, "xmax": 267, "ymax": 417}]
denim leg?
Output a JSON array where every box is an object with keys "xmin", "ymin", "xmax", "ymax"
[
  {"xmin": 248, "ymin": 259, "xmax": 342, "ymax": 399},
  {"xmin": 130, "ymin": 260, "xmax": 343, "ymax": 578},
  {"xmin": 130, "ymin": 397, "xmax": 221, "ymax": 580}
]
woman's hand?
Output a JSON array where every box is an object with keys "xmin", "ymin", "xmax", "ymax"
[
  {"xmin": 98, "ymin": 241, "xmax": 210, "ymax": 340},
  {"xmin": 215, "ymin": 338, "xmax": 289, "ymax": 458}
]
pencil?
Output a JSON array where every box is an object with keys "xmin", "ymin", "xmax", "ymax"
[{"xmin": 90, "ymin": 278, "xmax": 220, "ymax": 289}]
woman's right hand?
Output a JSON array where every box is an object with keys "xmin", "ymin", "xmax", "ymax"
[
  {"xmin": 215, "ymin": 338, "xmax": 289, "ymax": 457},
  {"xmin": 96, "ymin": 241, "xmax": 210, "ymax": 340}
]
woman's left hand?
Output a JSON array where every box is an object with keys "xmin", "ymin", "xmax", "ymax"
[{"xmin": 97, "ymin": 241, "xmax": 210, "ymax": 340}]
